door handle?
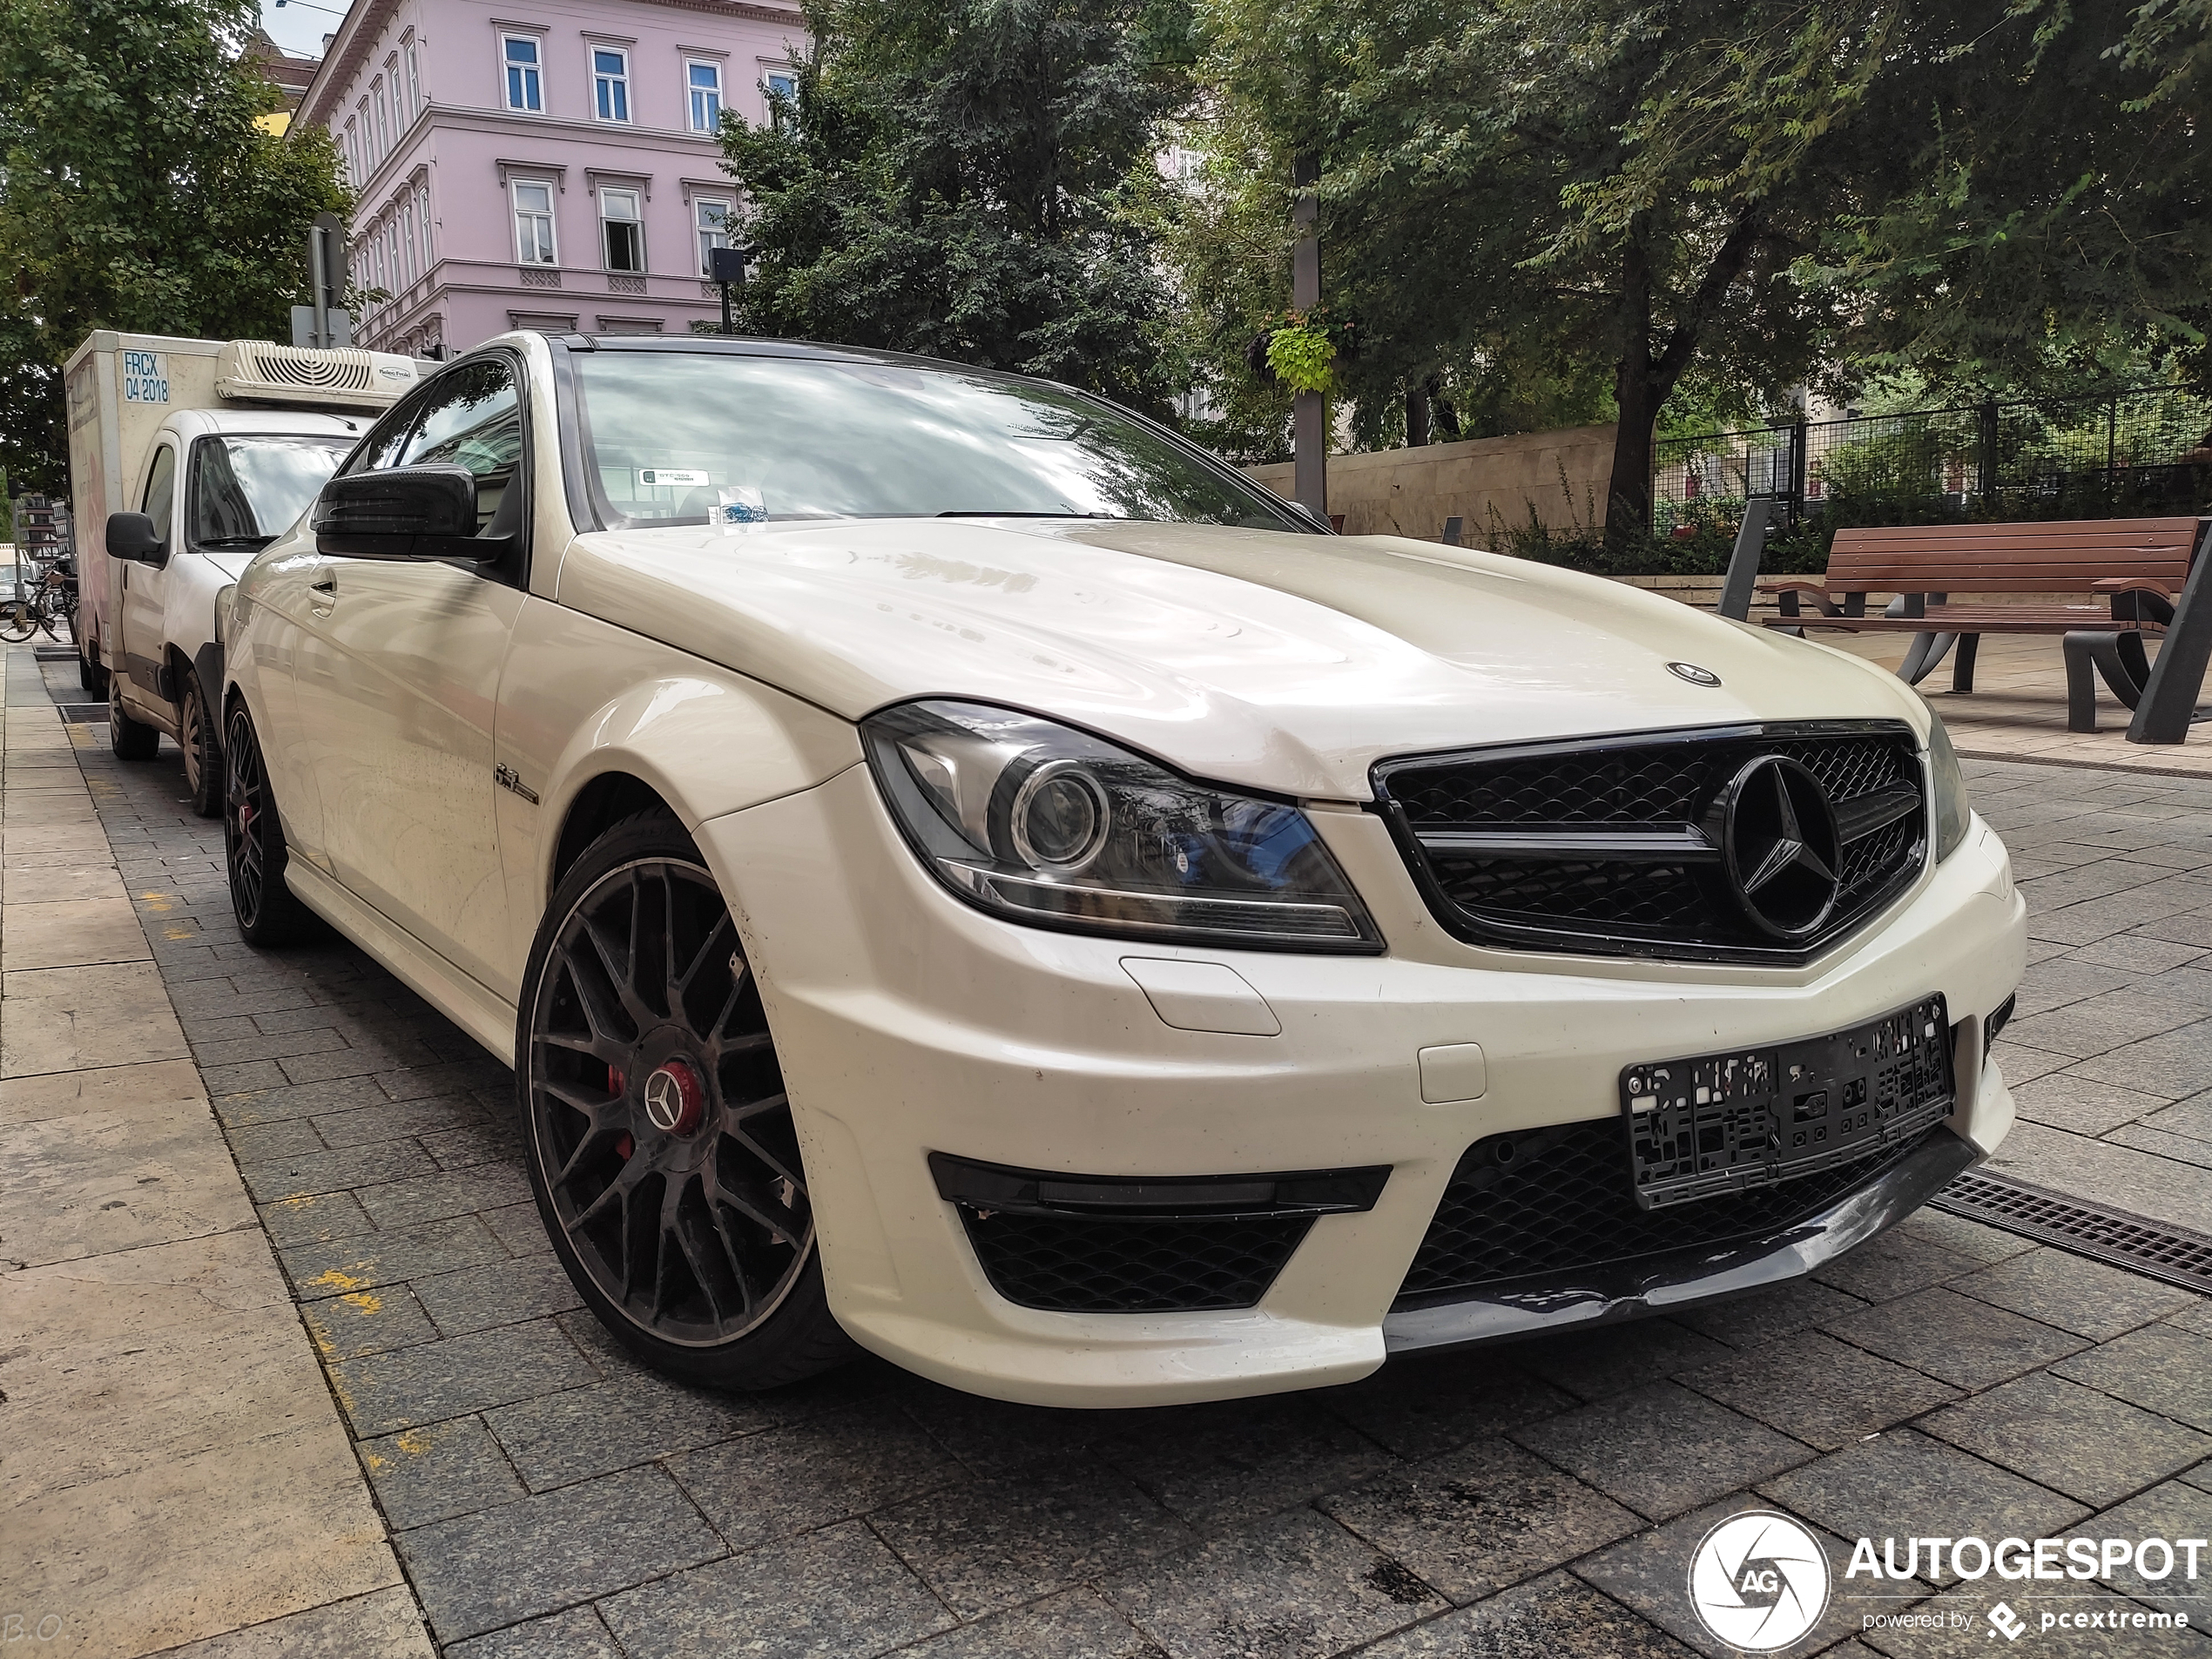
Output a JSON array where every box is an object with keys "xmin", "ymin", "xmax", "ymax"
[
  {"xmin": 311, "ymin": 575, "xmax": 337, "ymax": 593},
  {"xmin": 310, "ymin": 573, "xmax": 336, "ymax": 614}
]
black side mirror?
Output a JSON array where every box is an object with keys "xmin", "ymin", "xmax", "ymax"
[
  {"xmin": 314, "ymin": 464, "xmax": 495, "ymax": 560},
  {"xmin": 105, "ymin": 511, "xmax": 166, "ymax": 564}
]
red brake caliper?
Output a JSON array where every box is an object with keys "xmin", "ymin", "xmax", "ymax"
[{"xmin": 609, "ymin": 1066, "xmax": 632, "ymax": 1159}]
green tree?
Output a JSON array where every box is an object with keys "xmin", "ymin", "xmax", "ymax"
[
  {"xmin": 719, "ymin": 0, "xmax": 1192, "ymax": 414},
  {"xmin": 0, "ymin": 0, "xmax": 348, "ymax": 492},
  {"xmin": 1190, "ymin": 0, "xmax": 1905, "ymax": 552},
  {"xmin": 1807, "ymin": 0, "xmax": 2209, "ymax": 394}
]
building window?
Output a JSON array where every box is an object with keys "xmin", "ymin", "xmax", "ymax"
[
  {"xmin": 357, "ymin": 98, "xmax": 372, "ymax": 163},
  {"xmin": 406, "ymin": 44, "xmax": 421, "ymax": 118},
  {"xmin": 503, "ymin": 36, "xmax": 543, "ymax": 111},
  {"xmin": 687, "ymin": 61, "xmax": 721, "ymax": 132},
  {"xmin": 417, "ymin": 188, "xmax": 435, "ymax": 268},
  {"xmin": 513, "ymin": 180, "xmax": 556, "ymax": 265},
  {"xmin": 694, "ymin": 197, "xmax": 730, "ymax": 274},
  {"xmin": 341, "ymin": 121, "xmax": 358, "ymax": 185},
  {"xmin": 401, "ymin": 207, "xmax": 417, "ymax": 284},
  {"xmin": 593, "ymin": 48, "xmax": 630, "ymax": 122},
  {"xmin": 372, "ymin": 77, "xmax": 388, "ymax": 156},
  {"xmin": 599, "ymin": 186, "xmax": 644, "ymax": 272}
]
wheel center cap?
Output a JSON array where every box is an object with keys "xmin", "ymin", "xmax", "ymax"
[{"xmin": 642, "ymin": 1058, "xmax": 705, "ymax": 1136}]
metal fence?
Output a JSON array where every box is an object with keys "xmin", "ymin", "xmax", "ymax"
[{"xmin": 1654, "ymin": 387, "xmax": 2212, "ymax": 534}]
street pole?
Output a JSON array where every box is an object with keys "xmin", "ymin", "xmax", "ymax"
[
  {"xmin": 707, "ymin": 245, "xmax": 752, "ymax": 336},
  {"xmin": 1291, "ymin": 154, "xmax": 1326, "ymax": 525}
]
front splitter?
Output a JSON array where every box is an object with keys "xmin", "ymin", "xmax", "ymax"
[{"xmin": 1381, "ymin": 1128, "xmax": 1978, "ymax": 1354}]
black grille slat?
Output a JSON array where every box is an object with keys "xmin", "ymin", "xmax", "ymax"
[
  {"xmin": 1397, "ymin": 1116, "xmax": 1938, "ymax": 1305},
  {"xmin": 957, "ymin": 1211, "xmax": 1314, "ymax": 1312},
  {"xmin": 1378, "ymin": 724, "xmax": 1927, "ymax": 962}
]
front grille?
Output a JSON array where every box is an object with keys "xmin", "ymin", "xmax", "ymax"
[
  {"xmin": 957, "ymin": 1211, "xmax": 1314, "ymax": 1312},
  {"xmin": 1395, "ymin": 1116, "xmax": 1939, "ymax": 1307},
  {"xmin": 1374, "ymin": 722, "xmax": 1927, "ymax": 962}
]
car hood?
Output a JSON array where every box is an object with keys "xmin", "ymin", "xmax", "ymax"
[{"xmin": 553, "ymin": 517, "xmax": 1927, "ymax": 801}]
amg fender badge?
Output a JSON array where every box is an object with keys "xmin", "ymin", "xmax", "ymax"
[
  {"xmin": 1667, "ymin": 661, "xmax": 1723, "ymax": 687},
  {"xmin": 495, "ymin": 764, "xmax": 540, "ymax": 805}
]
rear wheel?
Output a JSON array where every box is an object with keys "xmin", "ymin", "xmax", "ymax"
[
  {"xmin": 79, "ymin": 640, "xmax": 107, "ymax": 695},
  {"xmin": 0, "ymin": 600, "xmax": 37, "ymax": 644},
  {"xmin": 109, "ymin": 671, "xmax": 159, "ymax": 760},
  {"xmin": 179, "ymin": 672, "xmax": 221, "ymax": 818},
  {"xmin": 519, "ymin": 812, "xmax": 854, "ymax": 1391},
  {"xmin": 224, "ymin": 703, "xmax": 318, "ymax": 945}
]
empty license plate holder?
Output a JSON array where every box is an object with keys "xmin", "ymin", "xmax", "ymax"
[{"xmin": 1620, "ymin": 995, "xmax": 1953, "ymax": 1211}]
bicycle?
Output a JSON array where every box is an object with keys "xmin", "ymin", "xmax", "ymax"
[{"xmin": 0, "ymin": 560, "xmax": 78, "ymax": 644}]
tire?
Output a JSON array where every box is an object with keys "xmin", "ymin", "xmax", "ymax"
[
  {"xmin": 109, "ymin": 671, "xmax": 160, "ymax": 759},
  {"xmin": 518, "ymin": 811, "xmax": 856, "ymax": 1392},
  {"xmin": 223, "ymin": 702, "xmax": 319, "ymax": 945},
  {"xmin": 79, "ymin": 643, "xmax": 106, "ymax": 695},
  {"xmin": 0, "ymin": 600, "xmax": 36, "ymax": 644},
  {"xmin": 179, "ymin": 672, "xmax": 222, "ymax": 818}
]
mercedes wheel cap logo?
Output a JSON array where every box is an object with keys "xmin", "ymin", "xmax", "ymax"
[
  {"xmin": 1667, "ymin": 661, "xmax": 1723, "ymax": 687},
  {"xmin": 642, "ymin": 1059, "xmax": 705, "ymax": 1136},
  {"xmin": 1718, "ymin": 755, "xmax": 1842, "ymax": 939}
]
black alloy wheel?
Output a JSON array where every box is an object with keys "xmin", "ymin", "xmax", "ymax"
[
  {"xmin": 521, "ymin": 812, "xmax": 853, "ymax": 1390},
  {"xmin": 179, "ymin": 672, "xmax": 221, "ymax": 818},
  {"xmin": 109, "ymin": 669, "xmax": 159, "ymax": 760},
  {"xmin": 224, "ymin": 703, "xmax": 317, "ymax": 944}
]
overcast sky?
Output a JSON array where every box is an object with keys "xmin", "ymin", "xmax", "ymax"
[{"xmin": 259, "ymin": 0, "xmax": 346, "ymax": 59}]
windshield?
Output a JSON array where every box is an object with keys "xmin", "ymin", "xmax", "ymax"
[
  {"xmin": 189, "ymin": 435, "xmax": 354, "ymax": 549},
  {"xmin": 570, "ymin": 350, "xmax": 1306, "ymax": 532}
]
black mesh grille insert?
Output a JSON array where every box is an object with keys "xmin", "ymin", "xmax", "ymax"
[
  {"xmin": 1377, "ymin": 724, "xmax": 1926, "ymax": 961},
  {"xmin": 1396, "ymin": 1116, "xmax": 1939, "ymax": 1306},
  {"xmin": 958, "ymin": 1211, "xmax": 1315, "ymax": 1312}
]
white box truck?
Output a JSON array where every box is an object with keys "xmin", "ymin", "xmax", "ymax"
[{"xmin": 65, "ymin": 332, "xmax": 420, "ymax": 813}]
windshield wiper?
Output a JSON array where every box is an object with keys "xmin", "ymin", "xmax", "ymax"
[
  {"xmin": 934, "ymin": 510, "xmax": 1123, "ymax": 519},
  {"xmin": 195, "ymin": 536, "xmax": 273, "ymax": 550}
]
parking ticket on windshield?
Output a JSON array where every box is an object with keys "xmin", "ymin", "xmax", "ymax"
[{"xmin": 637, "ymin": 468, "xmax": 710, "ymax": 489}]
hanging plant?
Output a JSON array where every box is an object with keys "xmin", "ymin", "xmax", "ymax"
[{"xmin": 1256, "ymin": 306, "xmax": 1360, "ymax": 395}]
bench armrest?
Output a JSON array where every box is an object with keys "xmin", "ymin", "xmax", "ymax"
[
  {"xmin": 1757, "ymin": 579, "xmax": 1831, "ymax": 593},
  {"xmin": 2093, "ymin": 578, "xmax": 2182, "ymax": 597}
]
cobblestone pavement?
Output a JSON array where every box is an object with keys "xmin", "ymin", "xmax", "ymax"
[{"xmin": 51, "ymin": 657, "xmax": 2212, "ymax": 1658}]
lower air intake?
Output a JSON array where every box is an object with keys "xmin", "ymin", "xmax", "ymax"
[{"xmin": 956, "ymin": 1211, "xmax": 1315, "ymax": 1312}]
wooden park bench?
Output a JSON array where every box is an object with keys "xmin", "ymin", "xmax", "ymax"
[{"xmin": 1716, "ymin": 509, "xmax": 2212, "ymax": 742}]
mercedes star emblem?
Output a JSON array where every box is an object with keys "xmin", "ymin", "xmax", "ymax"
[
  {"xmin": 1717, "ymin": 755, "xmax": 1842, "ymax": 939},
  {"xmin": 642, "ymin": 1059, "xmax": 705, "ymax": 1136},
  {"xmin": 1667, "ymin": 662, "xmax": 1723, "ymax": 687}
]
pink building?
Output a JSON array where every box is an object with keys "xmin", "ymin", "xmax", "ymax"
[{"xmin": 296, "ymin": 0, "xmax": 806, "ymax": 355}]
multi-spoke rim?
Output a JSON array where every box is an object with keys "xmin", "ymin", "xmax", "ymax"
[
  {"xmin": 182, "ymin": 684, "xmax": 210, "ymax": 799},
  {"xmin": 226, "ymin": 710, "xmax": 273, "ymax": 925},
  {"xmin": 526, "ymin": 857, "xmax": 811, "ymax": 1348}
]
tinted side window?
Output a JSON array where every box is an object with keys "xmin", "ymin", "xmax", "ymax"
[
  {"xmin": 351, "ymin": 388, "xmax": 428, "ymax": 475},
  {"xmin": 397, "ymin": 360, "xmax": 523, "ymax": 534},
  {"xmin": 141, "ymin": 443, "xmax": 178, "ymax": 531}
]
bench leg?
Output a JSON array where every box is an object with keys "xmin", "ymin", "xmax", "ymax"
[
  {"xmin": 1952, "ymin": 634, "xmax": 1979, "ymax": 693},
  {"xmin": 1898, "ymin": 631, "xmax": 1958, "ymax": 686},
  {"xmin": 2064, "ymin": 633, "xmax": 2106, "ymax": 732}
]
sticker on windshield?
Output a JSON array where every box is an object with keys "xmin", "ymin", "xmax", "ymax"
[
  {"xmin": 716, "ymin": 483, "xmax": 766, "ymax": 532},
  {"xmin": 637, "ymin": 468, "xmax": 710, "ymax": 489}
]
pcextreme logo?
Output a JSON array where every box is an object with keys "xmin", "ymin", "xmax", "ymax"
[{"xmin": 1689, "ymin": 1511, "xmax": 1831, "ymax": 1650}]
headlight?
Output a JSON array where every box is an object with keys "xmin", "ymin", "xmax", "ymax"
[
  {"xmin": 1927, "ymin": 711, "xmax": 1972, "ymax": 861},
  {"xmin": 861, "ymin": 699, "xmax": 1382, "ymax": 952}
]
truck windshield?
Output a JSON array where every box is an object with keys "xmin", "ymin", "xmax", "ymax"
[
  {"xmin": 570, "ymin": 350, "xmax": 1308, "ymax": 533},
  {"xmin": 190, "ymin": 435, "xmax": 354, "ymax": 550}
]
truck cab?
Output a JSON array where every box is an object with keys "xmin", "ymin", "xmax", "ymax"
[{"xmin": 67, "ymin": 333, "xmax": 416, "ymax": 813}]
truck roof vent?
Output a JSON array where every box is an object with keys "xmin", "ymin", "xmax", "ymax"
[{"xmin": 213, "ymin": 341, "xmax": 419, "ymax": 412}]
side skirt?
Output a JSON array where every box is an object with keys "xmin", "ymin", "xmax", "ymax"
[{"xmin": 282, "ymin": 859, "xmax": 518, "ymax": 1064}]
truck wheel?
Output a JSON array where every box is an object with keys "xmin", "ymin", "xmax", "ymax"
[
  {"xmin": 108, "ymin": 672, "xmax": 159, "ymax": 760},
  {"xmin": 79, "ymin": 644, "xmax": 107, "ymax": 695},
  {"xmin": 224, "ymin": 704, "xmax": 318, "ymax": 946},
  {"xmin": 179, "ymin": 672, "xmax": 222, "ymax": 818},
  {"xmin": 518, "ymin": 810, "xmax": 856, "ymax": 1392}
]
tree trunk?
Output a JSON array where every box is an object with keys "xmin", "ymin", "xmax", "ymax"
[
  {"xmin": 1603, "ymin": 235, "xmax": 1656, "ymax": 559},
  {"xmin": 1405, "ymin": 385, "xmax": 1430, "ymax": 447}
]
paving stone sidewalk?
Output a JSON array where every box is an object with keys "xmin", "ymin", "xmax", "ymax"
[
  {"xmin": 44, "ymin": 647, "xmax": 2212, "ymax": 1659},
  {"xmin": 0, "ymin": 644, "xmax": 435, "ymax": 1659}
]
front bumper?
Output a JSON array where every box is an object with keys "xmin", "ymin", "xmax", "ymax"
[{"xmin": 699, "ymin": 765, "xmax": 2026, "ymax": 1408}]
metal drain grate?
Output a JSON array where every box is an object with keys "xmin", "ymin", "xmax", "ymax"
[
  {"xmin": 56, "ymin": 703, "xmax": 107, "ymax": 724},
  {"xmin": 1932, "ymin": 1170, "xmax": 2212, "ymax": 1294},
  {"xmin": 31, "ymin": 645, "xmax": 78, "ymax": 661}
]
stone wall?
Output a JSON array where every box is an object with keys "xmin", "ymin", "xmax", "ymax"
[{"xmin": 1244, "ymin": 424, "xmax": 1617, "ymax": 541}]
